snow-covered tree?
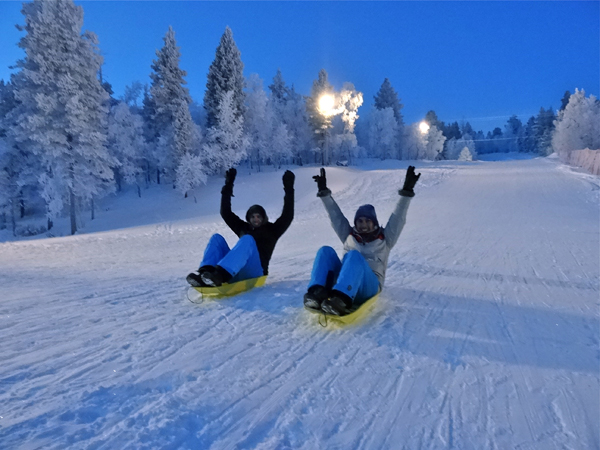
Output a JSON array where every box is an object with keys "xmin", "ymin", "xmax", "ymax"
[
  {"xmin": 8, "ymin": 0, "xmax": 114, "ymax": 234},
  {"xmin": 283, "ymin": 86, "xmax": 313, "ymax": 165},
  {"xmin": 204, "ymin": 27, "xmax": 245, "ymax": 130},
  {"xmin": 175, "ymin": 153, "xmax": 207, "ymax": 198},
  {"xmin": 458, "ymin": 146, "xmax": 474, "ymax": 161},
  {"xmin": 307, "ymin": 69, "xmax": 334, "ymax": 164},
  {"xmin": 552, "ymin": 89, "xmax": 600, "ymax": 153},
  {"xmin": 203, "ymin": 91, "xmax": 249, "ymax": 173},
  {"xmin": 149, "ymin": 27, "xmax": 199, "ymax": 186},
  {"xmin": 535, "ymin": 107, "xmax": 556, "ymax": 156},
  {"xmin": 445, "ymin": 134, "xmax": 477, "ymax": 160},
  {"xmin": 368, "ymin": 107, "xmax": 398, "ymax": 159},
  {"xmin": 374, "ymin": 78, "xmax": 404, "ymax": 125},
  {"xmin": 403, "ymin": 124, "xmax": 445, "ymax": 161},
  {"xmin": 244, "ymin": 73, "xmax": 271, "ymax": 170},
  {"xmin": 121, "ymin": 81, "xmax": 144, "ymax": 110},
  {"xmin": 107, "ymin": 102, "xmax": 146, "ymax": 195}
]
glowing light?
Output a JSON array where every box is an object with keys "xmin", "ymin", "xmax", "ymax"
[
  {"xmin": 318, "ymin": 94, "xmax": 336, "ymax": 116},
  {"xmin": 419, "ymin": 121, "xmax": 430, "ymax": 134}
]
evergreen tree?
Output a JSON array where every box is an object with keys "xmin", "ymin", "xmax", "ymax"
[
  {"xmin": 107, "ymin": 102, "xmax": 145, "ymax": 195},
  {"xmin": 283, "ymin": 86, "xmax": 313, "ymax": 165},
  {"xmin": 374, "ymin": 78, "xmax": 404, "ymax": 125},
  {"xmin": 306, "ymin": 69, "xmax": 334, "ymax": 165},
  {"xmin": 424, "ymin": 110, "xmax": 443, "ymax": 130},
  {"xmin": 504, "ymin": 115, "xmax": 524, "ymax": 153},
  {"xmin": 522, "ymin": 116, "xmax": 538, "ymax": 153},
  {"xmin": 202, "ymin": 91, "xmax": 249, "ymax": 174},
  {"xmin": 244, "ymin": 73, "xmax": 271, "ymax": 170},
  {"xmin": 552, "ymin": 89, "xmax": 600, "ymax": 153},
  {"xmin": 268, "ymin": 68, "xmax": 288, "ymax": 116},
  {"xmin": 204, "ymin": 27, "xmax": 245, "ymax": 130},
  {"xmin": 560, "ymin": 90, "xmax": 571, "ymax": 111},
  {"xmin": 149, "ymin": 26, "xmax": 199, "ymax": 186},
  {"xmin": 534, "ymin": 107, "xmax": 555, "ymax": 156},
  {"xmin": 9, "ymin": 0, "xmax": 114, "ymax": 235},
  {"xmin": 368, "ymin": 107, "xmax": 398, "ymax": 159}
]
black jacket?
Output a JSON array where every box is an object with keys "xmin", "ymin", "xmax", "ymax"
[{"xmin": 220, "ymin": 188, "xmax": 294, "ymax": 275}]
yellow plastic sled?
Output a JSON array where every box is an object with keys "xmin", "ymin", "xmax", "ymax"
[
  {"xmin": 189, "ymin": 276, "xmax": 267, "ymax": 303},
  {"xmin": 306, "ymin": 292, "xmax": 380, "ymax": 327}
]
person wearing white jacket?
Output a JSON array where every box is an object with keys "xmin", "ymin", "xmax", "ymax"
[{"xmin": 304, "ymin": 166, "xmax": 421, "ymax": 316}]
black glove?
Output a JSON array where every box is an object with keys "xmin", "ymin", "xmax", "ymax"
[
  {"xmin": 222, "ymin": 167, "xmax": 237, "ymax": 196},
  {"xmin": 282, "ymin": 170, "xmax": 295, "ymax": 191},
  {"xmin": 312, "ymin": 168, "xmax": 330, "ymax": 197},
  {"xmin": 399, "ymin": 166, "xmax": 421, "ymax": 197}
]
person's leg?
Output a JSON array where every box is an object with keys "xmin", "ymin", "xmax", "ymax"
[
  {"xmin": 333, "ymin": 250, "xmax": 380, "ymax": 305},
  {"xmin": 304, "ymin": 246, "xmax": 342, "ymax": 309},
  {"xmin": 322, "ymin": 250, "xmax": 380, "ymax": 314},
  {"xmin": 187, "ymin": 234, "xmax": 230, "ymax": 286},
  {"xmin": 307, "ymin": 246, "xmax": 342, "ymax": 289},
  {"xmin": 199, "ymin": 234, "xmax": 231, "ymax": 268},
  {"xmin": 217, "ymin": 235, "xmax": 264, "ymax": 282}
]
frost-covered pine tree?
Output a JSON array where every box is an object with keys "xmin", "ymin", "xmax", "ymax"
[
  {"xmin": 107, "ymin": 102, "xmax": 146, "ymax": 195},
  {"xmin": 149, "ymin": 27, "xmax": 199, "ymax": 186},
  {"xmin": 203, "ymin": 91, "xmax": 249, "ymax": 174},
  {"xmin": 368, "ymin": 107, "xmax": 398, "ymax": 159},
  {"xmin": 283, "ymin": 86, "xmax": 313, "ymax": 165},
  {"xmin": 332, "ymin": 82, "xmax": 363, "ymax": 163},
  {"xmin": 8, "ymin": 0, "xmax": 114, "ymax": 235},
  {"xmin": 204, "ymin": 27, "xmax": 245, "ymax": 130},
  {"xmin": 268, "ymin": 68, "xmax": 289, "ymax": 118},
  {"xmin": 552, "ymin": 89, "xmax": 600, "ymax": 153},
  {"xmin": 307, "ymin": 69, "xmax": 335, "ymax": 165},
  {"xmin": 244, "ymin": 74, "xmax": 271, "ymax": 170},
  {"xmin": 458, "ymin": 146, "xmax": 473, "ymax": 161},
  {"xmin": 403, "ymin": 124, "xmax": 445, "ymax": 160},
  {"xmin": 445, "ymin": 134, "xmax": 477, "ymax": 160},
  {"xmin": 175, "ymin": 153, "xmax": 207, "ymax": 198},
  {"xmin": 535, "ymin": 107, "xmax": 556, "ymax": 156},
  {"xmin": 374, "ymin": 78, "xmax": 404, "ymax": 126}
]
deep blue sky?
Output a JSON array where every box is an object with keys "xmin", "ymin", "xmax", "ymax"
[{"xmin": 1, "ymin": 1, "xmax": 598, "ymax": 132}]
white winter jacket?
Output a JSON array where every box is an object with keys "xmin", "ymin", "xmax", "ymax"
[{"xmin": 320, "ymin": 192, "xmax": 412, "ymax": 288}]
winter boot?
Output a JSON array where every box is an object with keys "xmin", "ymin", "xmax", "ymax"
[
  {"xmin": 186, "ymin": 272, "xmax": 206, "ymax": 287},
  {"xmin": 201, "ymin": 265, "xmax": 232, "ymax": 287},
  {"xmin": 303, "ymin": 285, "xmax": 329, "ymax": 311},
  {"xmin": 186, "ymin": 266, "xmax": 215, "ymax": 287},
  {"xmin": 321, "ymin": 290, "xmax": 353, "ymax": 316}
]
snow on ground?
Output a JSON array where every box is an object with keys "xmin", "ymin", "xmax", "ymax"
[{"xmin": 1, "ymin": 157, "xmax": 598, "ymax": 449}]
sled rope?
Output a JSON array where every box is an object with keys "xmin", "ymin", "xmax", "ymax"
[{"xmin": 318, "ymin": 312, "xmax": 328, "ymax": 327}]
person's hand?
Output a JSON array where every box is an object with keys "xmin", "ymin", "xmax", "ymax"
[
  {"xmin": 282, "ymin": 170, "xmax": 295, "ymax": 191},
  {"xmin": 222, "ymin": 167, "xmax": 237, "ymax": 196},
  {"xmin": 400, "ymin": 166, "xmax": 421, "ymax": 197},
  {"xmin": 313, "ymin": 168, "xmax": 327, "ymax": 192},
  {"xmin": 225, "ymin": 168, "xmax": 237, "ymax": 186}
]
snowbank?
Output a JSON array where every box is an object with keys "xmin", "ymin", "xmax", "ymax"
[{"xmin": 558, "ymin": 148, "xmax": 600, "ymax": 175}]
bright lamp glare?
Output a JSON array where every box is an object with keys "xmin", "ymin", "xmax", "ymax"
[
  {"xmin": 319, "ymin": 94, "xmax": 335, "ymax": 116},
  {"xmin": 419, "ymin": 121, "xmax": 430, "ymax": 134}
]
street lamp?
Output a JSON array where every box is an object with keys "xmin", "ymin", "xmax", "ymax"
[{"xmin": 419, "ymin": 121, "xmax": 430, "ymax": 134}]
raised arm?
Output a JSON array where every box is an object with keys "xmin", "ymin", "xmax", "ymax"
[
  {"xmin": 385, "ymin": 166, "xmax": 420, "ymax": 248},
  {"xmin": 313, "ymin": 168, "xmax": 352, "ymax": 243},
  {"xmin": 220, "ymin": 168, "xmax": 246, "ymax": 235},
  {"xmin": 272, "ymin": 170, "xmax": 295, "ymax": 236}
]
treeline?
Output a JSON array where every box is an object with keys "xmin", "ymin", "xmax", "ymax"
[{"xmin": 0, "ymin": 0, "xmax": 598, "ymax": 237}]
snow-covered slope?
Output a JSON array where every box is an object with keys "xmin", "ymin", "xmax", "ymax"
[{"xmin": 1, "ymin": 157, "xmax": 598, "ymax": 449}]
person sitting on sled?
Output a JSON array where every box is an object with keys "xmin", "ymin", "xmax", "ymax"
[
  {"xmin": 304, "ymin": 166, "xmax": 420, "ymax": 316},
  {"xmin": 186, "ymin": 167, "xmax": 295, "ymax": 287}
]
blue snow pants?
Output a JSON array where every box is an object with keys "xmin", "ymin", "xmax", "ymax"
[
  {"xmin": 199, "ymin": 234, "xmax": 264, "ymax": 282},
  {"xmin": 308, "ymin": 246, "xmax": 380, "ymax": 306}
]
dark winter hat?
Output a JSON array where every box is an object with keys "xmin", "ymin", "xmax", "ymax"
[
  {"xmin": 354, "ymin": 204, "xmax": 379, "ymax": 228},
  {"xmin": 246, "ymin": 204, "xmax": 268, "ymax": 223}
]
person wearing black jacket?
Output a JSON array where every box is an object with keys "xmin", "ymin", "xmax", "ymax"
[{"xmin": 186, "ymin": 167, "xmax": 295, "ymax": 287}]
